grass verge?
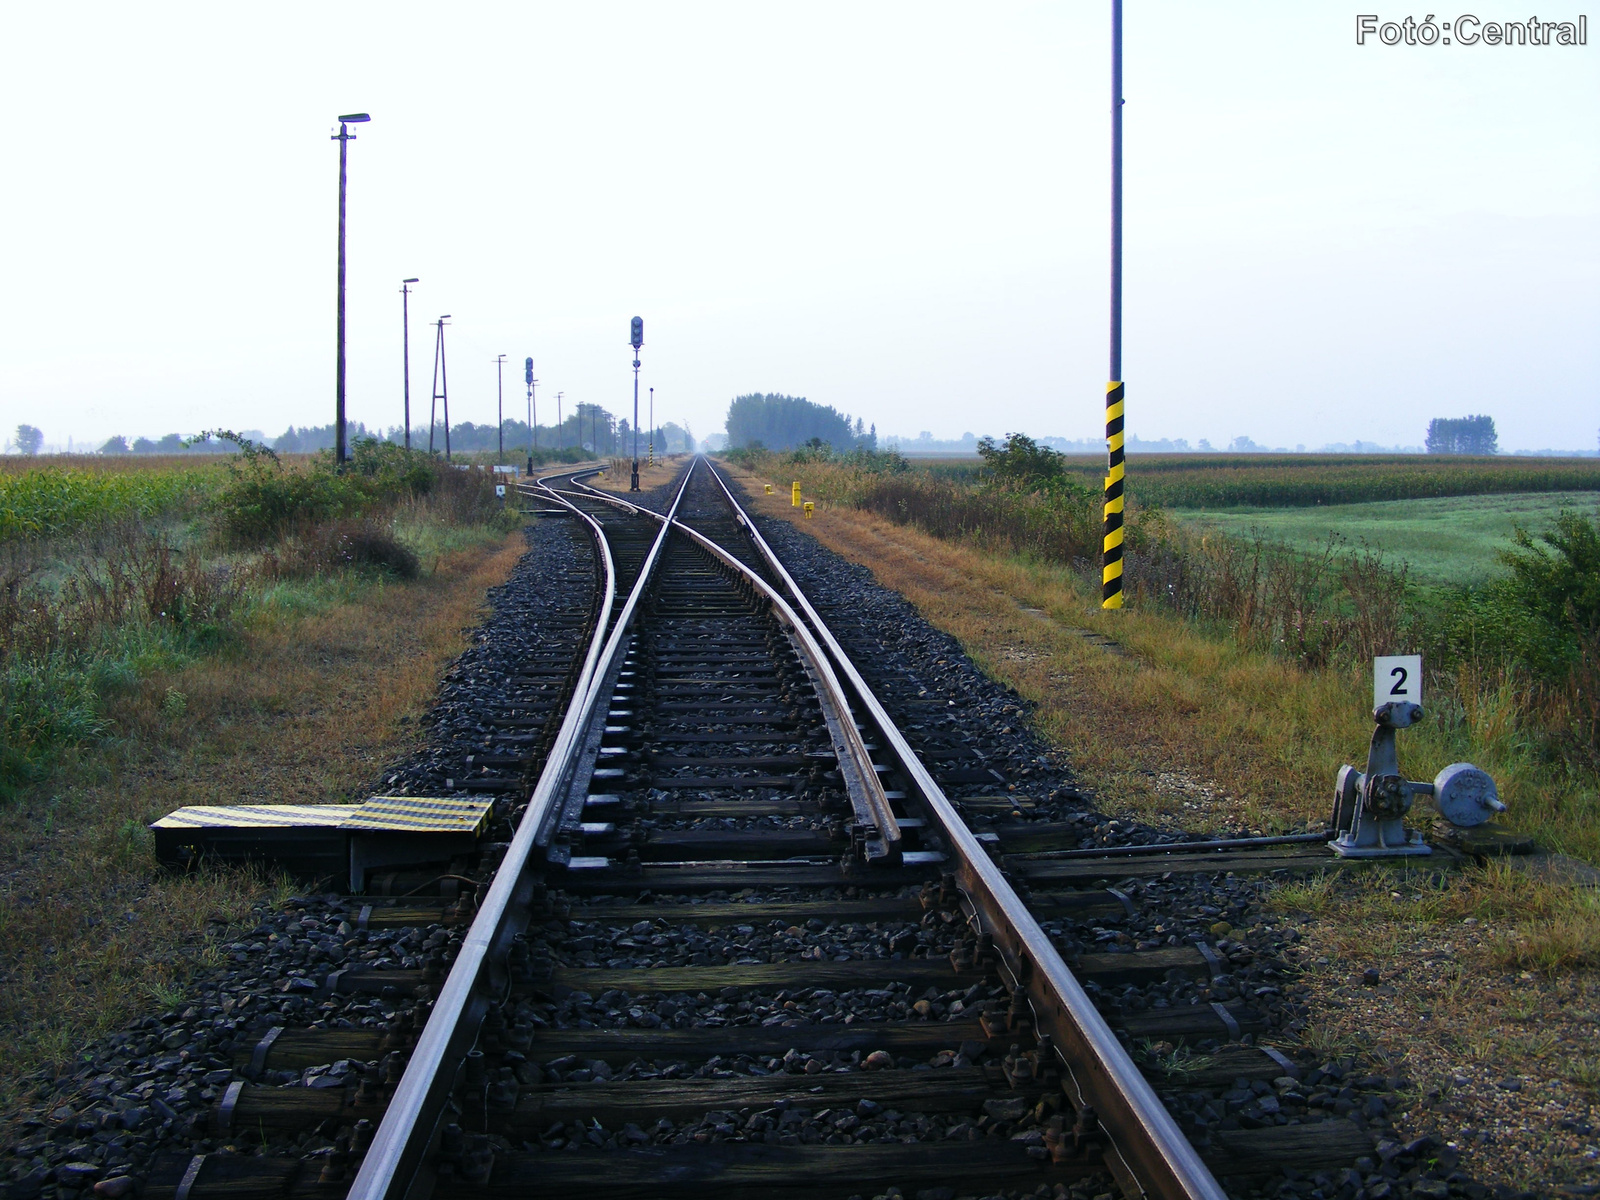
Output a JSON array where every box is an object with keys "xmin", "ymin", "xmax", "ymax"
[
  {"xmin": 1269, "ymin": 866, "xmax": 1600, "ymax": 1190},
  {"xmin": 0, "ymin": 529, "xmax": 527, "ymax": 1116}
]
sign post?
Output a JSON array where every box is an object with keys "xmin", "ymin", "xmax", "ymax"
[{"xmin": 1373, "ymin": 655, "xmax": 1422, "ymax": 711}]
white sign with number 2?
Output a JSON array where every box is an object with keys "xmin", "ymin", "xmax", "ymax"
[{"xmin": 1373, "ymin": 655, "xmax": 1422, "ymax": 709}]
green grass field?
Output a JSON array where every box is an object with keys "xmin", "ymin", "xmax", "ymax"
[
  {"xmin": 1177, "ymin": 490, "xmax": 1600, "ymax": 586},
  {"xmin": 909, "ymin": 453, "xmax": 1600, "ymax": 509}
]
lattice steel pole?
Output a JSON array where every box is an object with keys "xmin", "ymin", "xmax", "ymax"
[{"xmin": 1102, "ymin": 0, "xmax": 1125, "ymax": 610}]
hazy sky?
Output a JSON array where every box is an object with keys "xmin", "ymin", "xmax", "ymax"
[{"xmin": 2, "ymin": 2, "xmax": 1595, "ymax": 453}]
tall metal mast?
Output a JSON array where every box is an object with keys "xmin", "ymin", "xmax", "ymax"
[{"xmin": 1101, "ymin": 2, "xmax": 1126, "ymax": 610}]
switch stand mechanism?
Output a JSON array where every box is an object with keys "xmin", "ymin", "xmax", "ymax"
[{"xmin": 1330, "ymin": 701, "xmax": 1506, "ymax": 858}]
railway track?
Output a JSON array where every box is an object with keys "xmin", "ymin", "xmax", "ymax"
[{"xmin": 133, "ymin": 459, "xmax": 1388, "ymax": 1200}]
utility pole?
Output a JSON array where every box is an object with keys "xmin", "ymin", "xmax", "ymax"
[
  {"xmin": 629, "ymin": 316, "xmax": 643, "ymax": 489},
  {"xmin": 332, "ymin": 112, "xmax": 370, "ymax": 467},
  {"xmin": 557, "ymin": 392, "xmax": 564, "ymax": 450},
  {"xmin": 400, "ymin": 278, "xmax": 418, "ymax": 449},
  {"xmin": 525, "ymin": 356, "xmax": 537, "ymax": 474},
  {"xmin": 495, "ymin": 354, "xmax": 506, "ymax": 460},
  {"xmin": 1102, "ymin": 0, "xmax": 1126, "ymax": 611},
  {"xmin": 429, "ymin": 316, "xmax": 452, "ymax": 460},
  {"xmin": 649, "ymin": 386, "xmax": 655, "ymax": 466}
]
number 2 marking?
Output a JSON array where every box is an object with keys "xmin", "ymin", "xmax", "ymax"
[{"xmin": 1390, "ymin": 666, "xmax": 1409, "ymax": 696}]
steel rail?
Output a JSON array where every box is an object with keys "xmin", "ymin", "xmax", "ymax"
[
  {"xmin": 699, "ymin": 459, "xmax": 1227, "ymax": 1200},
  {"xmin": 346, "ymin": 462, "xmax": 695, "ymax": 1200},
  {"xmin": 1013, "ymin": 831, "xmax": 1329, "ymax": 862},
  {"xmin": 556, "ymin": 474, "xmax": 902, "ymax": 860}
]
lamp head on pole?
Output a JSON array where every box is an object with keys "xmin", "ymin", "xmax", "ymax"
[
  {"xmin": 339, "ymin": 113, "xmax": 372, "ymax": 124},
  {"xmin": 403, "ymin": 277, "xmax": 418, "ymax": 284}
]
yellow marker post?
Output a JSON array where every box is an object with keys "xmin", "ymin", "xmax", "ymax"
[
  {"xmin": 1102, "ymin": 1, "xmax": 1125, "ymax": 612},
  {"xmin": 764, "ymin": 484, "xmax": 773, "ymax": 495},
  {"xmin": 791, "ymin": 481, "xmax": 801, "ymax": 507},
  {"xmin": 803, "ymin": 501, "xmax": 814, "ymax": 519},
  {"xmin": 1102, "ymin": 381, "xmax": 1124, "ymax": 609}
]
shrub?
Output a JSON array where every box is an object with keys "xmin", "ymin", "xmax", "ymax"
[
  {"xmin": 1433, "ymin": 511, "xmax": 1600, "ymax": 684},
  {"xmin": 345, "ymin": 437, "xmax": 438, "ymax": 498},
  {"xmin": 200, "ymin": 433, "xmax": 472, "ymax": 546},
  {"xmin": 280, "ymin": 519, "xmax": 419, "ymax": 579},
  {"xmin": 976, "ymin": 432, "xmax": 1069, "ymax": 486},
  {"xmin": 0, "ymin": 659, "xmax": 103, "ymax": 800},
  {"xmin": 200, "ymin": 436, "xmax": 359, "ymax": 545},
  {"xmin": 1500, "ymin": 509, "xmax": 1600, "ymax": 635}
]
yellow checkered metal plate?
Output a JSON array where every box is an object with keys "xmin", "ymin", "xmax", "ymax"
[
  {"xmin": 338, "ymin": 796, "xmax": 494, "ymax": 835},
  {"xmin": 152, "ymin": 804, "xmax": 361, "ymax": 830}
]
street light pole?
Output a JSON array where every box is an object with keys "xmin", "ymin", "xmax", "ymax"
[
  {"xmin": 1101, "ymin": 2, "xmax": 1126, "ymax": 611},
  {"xmin": 401, "ymin": 278, "xmax": 418, "ymax": 450},
  {"xmin": 525, "ymin": 357, "xmax": 537, "ymax": 474},
  {"xmin": 495, "ymin": 354, "xmax": 506, "ymax": 460},
  {"xmin": 332, "ymin": 113, "xmax": 370, "ymax": 467}
]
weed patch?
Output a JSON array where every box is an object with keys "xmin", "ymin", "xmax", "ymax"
[
  {"xmin": 0, "ymin": 530, "xmax": 525, "ymax": 1107},
  {"xmin": 0, "ymin": 440, "xmax": 517, "ymax": 798}
]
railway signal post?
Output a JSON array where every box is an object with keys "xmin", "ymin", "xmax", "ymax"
[
  {"xmin": 630, "ymin": 316, "xmax": 644, "ymax": 490},
  {"xmin": 332, "ymin": 112, "xmax": 370, "ymax": 467},
  {"xmin": 1102, "ymin": 1, "xmax": 1125, "ymax": 610},
  {"xmin": 648, "ymin": 386, "xmax": 654, "ymax": 466}
]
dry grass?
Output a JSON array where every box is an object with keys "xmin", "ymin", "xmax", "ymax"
[{"xmin": 0, "ymin": 531, "xmax": 525, "ymax": 1115}]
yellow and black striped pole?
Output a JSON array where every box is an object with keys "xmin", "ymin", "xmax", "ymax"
[
  {"xmin": 1102, "ymin": 381, "xmax": 1124, "ymax": 608},
  {"xmin": 1101, "ymin": 0, "xmax": 1125, "ymax": 611}
]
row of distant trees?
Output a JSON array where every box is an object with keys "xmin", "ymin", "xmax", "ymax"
[
  {"xmin": 97, "ymin": 431, "xmax": 250, "ymax": 455},
  {"xmin": 724, "ymin": 394, "xmax": 876, "ymax": 452},
  {"xmin": 1426, "ymin": 415, "xmax": 1498, "ymax": 455},
  {"xmin": 72, "ymin": 416, "xmax": 694, "ymax": 459}
]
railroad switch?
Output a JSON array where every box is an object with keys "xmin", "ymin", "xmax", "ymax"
[{"xmin": 1330, "ymin": 701, "xmax": 1505, "ymax": 858}]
